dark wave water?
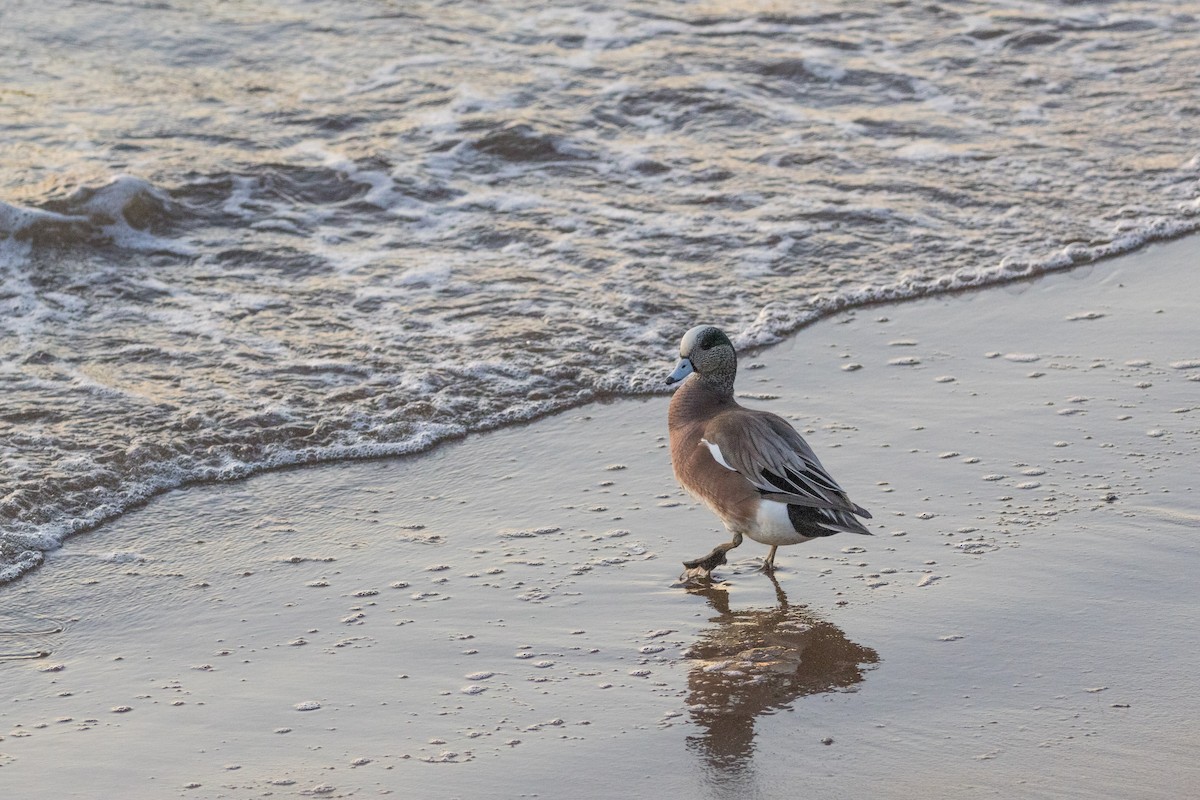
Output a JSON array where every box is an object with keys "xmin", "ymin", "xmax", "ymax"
[{"xmin": 2, "ymin": 0, "xmax": 1199, "ymax": 582}]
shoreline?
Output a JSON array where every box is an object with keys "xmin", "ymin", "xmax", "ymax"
[
  {"xmin": 1, "ymin": 236, "xmax": 1198, "ymax": 798},
  {"xmin": 6, "ymin": 229, "xmax": 1200, "ymax": 589}
]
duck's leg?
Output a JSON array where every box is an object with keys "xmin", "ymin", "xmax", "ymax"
[
  {"xmin": 680, "ymin": 532, "xmax": 743, "ymax": 582},
  {"xmin": 760, "ymin": 545, "xmax": 778, "ymax": 573}
]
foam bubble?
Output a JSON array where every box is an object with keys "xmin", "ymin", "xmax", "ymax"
[{"xmin": 5, "ymin": 2, "xmax": 1200, "ymax": 587}]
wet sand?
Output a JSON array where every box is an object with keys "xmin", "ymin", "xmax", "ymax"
[{"xmin": 2, "ymin": 237, "xmax": 1199, "ymax": 799}]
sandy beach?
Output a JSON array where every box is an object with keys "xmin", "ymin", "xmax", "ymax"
[{"xmin": 2, "ymin": 236, "xmax": 1199, "ymax": 799}]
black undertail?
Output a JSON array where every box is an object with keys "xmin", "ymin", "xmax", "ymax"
[{"xmin": 786, "ymin": 503, "xmax": 841, "ymax": 538}]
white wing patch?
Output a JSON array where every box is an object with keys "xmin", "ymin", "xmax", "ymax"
[{"xmin": 701, "ymin": 438, "xmax": 736, "ymax": 471}]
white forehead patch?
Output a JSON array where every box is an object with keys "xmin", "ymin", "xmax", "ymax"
[{"xmin": 679, "ymin": 324, "xmax": 716, "ymax": 356}]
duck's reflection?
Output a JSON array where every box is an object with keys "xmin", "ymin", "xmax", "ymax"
[{"xmin": 683, "ymin": 576, "xmax": 879, "ymax": 780}]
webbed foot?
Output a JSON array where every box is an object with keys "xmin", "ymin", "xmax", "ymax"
[
  {"xmin": 679, "ymin": 543, "xmax": 731, "ymax": 583},
  {"xmin": 758, "ymin": 545, "xmax": 779, "ymax": 573}
]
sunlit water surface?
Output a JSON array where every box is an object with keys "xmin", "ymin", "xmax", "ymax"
[{"xmin": 2, "ymin": 0, "xmax": 1198, "ymax": 581}]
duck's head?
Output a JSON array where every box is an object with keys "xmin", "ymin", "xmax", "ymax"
[{"xmin": 666, "ymin": 325, "xmax": 737, "ymax": 393}]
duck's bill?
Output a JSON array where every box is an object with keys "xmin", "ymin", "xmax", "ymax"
[{"xmin": 665, "ymin": 357, "xmax": 694, "ymax": 385}]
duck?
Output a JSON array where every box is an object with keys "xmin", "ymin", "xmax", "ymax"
[{"xmin": 666, "ymin": 324, "xmax": 872, "ymax": 581}]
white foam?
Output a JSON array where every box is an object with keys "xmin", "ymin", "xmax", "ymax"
[{"xmin": 6, "ymin": 2, "xmax": 1200, "ymax": 589}]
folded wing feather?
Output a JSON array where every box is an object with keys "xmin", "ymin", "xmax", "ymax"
[{"xmin": 705, "ymin": 411, "xmax": 872, "ymax": 519}]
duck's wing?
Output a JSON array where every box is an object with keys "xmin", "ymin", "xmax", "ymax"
[{"xmin": 702, "ymin": 410, "xmax": 872, "ymax": 519}]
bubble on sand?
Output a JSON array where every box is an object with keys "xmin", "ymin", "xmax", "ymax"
[
  {"xmin": 461, "ymin": 685, "xmax": 487, "ymax": 695},
  {"xmin": 605, "ymin": 464, "xmax": 627, "ymax": 471},
  {"xmin": 935, "ymin": 375, "xmax": 956, "ymax": 383},
  {"xmin": 1125, "ymin": 359, "xmax": 1151, "ymax": 367},
  {"xmin": 939, "ymin": 452, "xmax": 959, "ymax": 459},
  {"xmin": 1169, "ymin": 360, "xmax": 1200, "ymax": 370},
  {"xmin": 1004, "ymin": 353, "xmax": 1040, "ymax": 362},
  {"xmin": 499, "ymin": 527, "xmax": 560, "ymax": 539},
  {"xmin": 1021, "ymin": 468, "xmax": 1046, "ymax": 476},
  {"xmin": 888, "ymin": 356, "xmax": 921, "ymax": 366},
  {"xmin": 1016, "ymin": 481, "xmax": 1041, "ymax": 489},
  {"xmin": 465, "ymin": 671, "xmax": 494, "ymax": 681},
  {"xmin": 842, "ymin": 363, "xmax": 863, "ymax": 372},
  {"xmin": 1066, "ymin": 311, "xmax": 1106, "ymax": 321},
  {"xmin": 99, "ymin": 551, "xmax": 146, "ymax": 564},
  {"xmin": 295, "ymin": 701, "xmax": 321, "ymax": 711},
  {"xmin": 939, "ymin": 634, "xmax": 965, "ymax": 642},
  {"xmin": 982, "ymin": 474, "xmax": 1006, "ymax": 481},
  {"xmin": 111, "ymin": 705, "xmax": 133, "ymax": 713},
  {"xmin": 917, "ymin": 574, "xmax": 942, "ymax": 587},
  {"xmin": 1147, "ymin": 429, "xmax": 1166, "ymax": 438}
]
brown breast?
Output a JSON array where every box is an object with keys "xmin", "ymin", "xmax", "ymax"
[{"xmin": 669, "ymin": 378, "xmax": 760, "ymax": 530}]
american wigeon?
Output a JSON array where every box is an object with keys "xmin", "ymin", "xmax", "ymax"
[{"xmin": 666, "ymin": 325, "xmax": 872, "ymax": 581}]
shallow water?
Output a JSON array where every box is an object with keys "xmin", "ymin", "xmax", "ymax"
[
  {"xmin": 2, "ymin": 238, "xmax": 1198, "ymax": 798},
  {"xmin": 2, "ymin": 0, "xmax": 1199, "ymax": 580}
]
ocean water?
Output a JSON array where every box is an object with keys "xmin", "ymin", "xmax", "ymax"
[{"xmin": 2, "ymin": 0, "xmax": 1198, "ymax": 583}]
